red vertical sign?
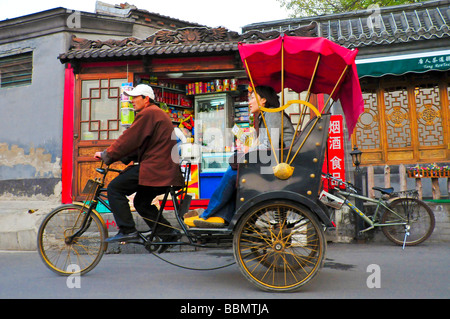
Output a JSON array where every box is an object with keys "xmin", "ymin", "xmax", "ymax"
[{"xmin": 322, "ymin": 115, "xmax": 345, "ymax": 190}]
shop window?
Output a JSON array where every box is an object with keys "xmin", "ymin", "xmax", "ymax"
[
  {"xmin": 414, "ymin": 85, "xmax": 444, "ymax": 146},
  {"xmin": 357, "ymin": 90, "xmax": 381, "ymax": 150},
  {"xmin": 0, "ymin": 52, "xmax": 33, "ymax": 88},
  {"xmin": 285, "ymin": 89, "xmax": 312, "ymax": 129},
  {"xmin": 384, "ymin": 87, "xmax": 412, "ymax": 149},
  {"xmin": 80, "ymin": 78, "xmax": 126, "ymax": 140},
  {"xmin": 353, "ymin": 75, "xmax": 449, "ymax": 165}
]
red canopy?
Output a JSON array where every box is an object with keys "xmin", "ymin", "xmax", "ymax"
[{"xmin": 238, "ymin": 35, "xmax": 364, "ymax": 136}]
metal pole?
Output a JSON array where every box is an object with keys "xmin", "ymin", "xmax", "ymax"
[{"xmin": 354, "ymin": 168, "xmax": 365, "ymax": 243}]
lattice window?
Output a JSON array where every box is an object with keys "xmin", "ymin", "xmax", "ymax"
[
  {"xmin": 284, "ymin": 89, "xmax": 311, "ymax": 128},
  {"xmin": 415, "ymin": 86, "xmax": 443, "ymax": 146},
  {"xmin": 353, "ymin": 74, "xmax": 449, "ymax": 165},
  {"xmin": 80, "ymin": 78, "xmax": 126, "ymax": 140},
  {"xmin": 384, "ymin": 87, "xmax": 412, "ymax": 149},
  {"xmin": 355, "ymin": 91, "xmax": 381, "ymax": 150}
]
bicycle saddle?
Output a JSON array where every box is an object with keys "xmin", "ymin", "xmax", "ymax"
[{"xmin": 372, "ymin": 186, "xmax": 394, "ymax": 195}]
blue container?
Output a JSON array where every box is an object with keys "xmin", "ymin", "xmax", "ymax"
[{"xmin": 200, "ymin": 172, "xmax": 224, "ymax": 198}]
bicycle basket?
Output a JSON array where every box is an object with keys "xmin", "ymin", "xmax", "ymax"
[{"xmin": 81, "ymin": 179, "xmax": 101, "ymax": 195}]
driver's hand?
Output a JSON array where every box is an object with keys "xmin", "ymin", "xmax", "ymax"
[{"xmin": 94, "ymin": 152, "xmax": 102, "ymax": 160}]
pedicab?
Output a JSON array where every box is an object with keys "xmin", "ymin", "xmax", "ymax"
[{"xmin": 37, "ymin": 35, "xmax": 364, "ymax": 292}]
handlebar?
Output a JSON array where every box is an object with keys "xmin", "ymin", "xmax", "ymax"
[
  {"xmin": 95, "ymin": 163, "xmax": 123, "ymax": 176},
  {"xmin": 322, "ymin": 173, "xmax": 359, "ymax": 193}
]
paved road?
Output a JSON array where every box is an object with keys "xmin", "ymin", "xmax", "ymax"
[{"xmin": 1, "ymin": 242, "xmax": 449, "ymax": 301}]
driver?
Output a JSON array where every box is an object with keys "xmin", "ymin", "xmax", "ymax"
[{"xmin": 94, "ymin": 84, "xmax": 184, "ymax": 252}]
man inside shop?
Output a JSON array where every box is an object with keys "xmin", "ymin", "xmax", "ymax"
[{"xmin": 94, "ymin": 84, "xmax": 184, "ymax": 252}]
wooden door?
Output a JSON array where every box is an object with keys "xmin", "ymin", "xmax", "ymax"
[{"xmin": 73, "ymin": 73, "xmax": 133, "ymax": 201}]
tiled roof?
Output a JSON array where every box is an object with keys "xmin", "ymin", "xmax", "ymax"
[
  {"xmin": 58, "ymin": 24, "xmax": 317, "ymax": 63},
  {"xmin": 59, "ymin": 1, "xmax": 449, "ymax": 64},
  {"xmin": 96, "ymin": 2, "xmax": 205, "ymax": 29},
  {"xmin": 243, "ymin": 0, "xmax": 450, "ymax": 49}
]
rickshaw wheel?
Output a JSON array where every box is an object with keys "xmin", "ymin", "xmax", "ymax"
[{"xmin": 233, "ymin": 200, "xmax": 326, "ymax": 292}]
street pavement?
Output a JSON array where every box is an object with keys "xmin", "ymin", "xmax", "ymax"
[{"xmin": 1, "ymin": 242, "xmax": 448, "ymax": 301}]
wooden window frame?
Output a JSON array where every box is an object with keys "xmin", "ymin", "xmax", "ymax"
[
  {"xmin": 72, "ymin": 72, "xmax": 132, "ymax": 201},
  {"xmin": 353, "ymin": 72, "xmax": 449, "ymax": 165},
  {"xmin": 0, "ymin": 51, "xmax": 33, "ymax": 88}
]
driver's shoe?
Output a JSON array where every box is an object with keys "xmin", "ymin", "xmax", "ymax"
[
  {"xmin": 157, "ymin": 229, "xmax": 182, "ymax": 254},
  {"xmin": 104, "ymin": 230, "xmax": 139, "ymax": 243}
]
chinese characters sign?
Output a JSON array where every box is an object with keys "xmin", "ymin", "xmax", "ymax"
[
  {"xmin": 417, "ymin": 54, "xmax": 450, "ymax": 71},
  {"xmin": 323, "ymin": 115, "xmax": 345, "ymax": 189}
]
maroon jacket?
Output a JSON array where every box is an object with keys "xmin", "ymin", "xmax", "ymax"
[{"xmin": 102, "ymin": 104, "xmax": 184, "ymax": 187}]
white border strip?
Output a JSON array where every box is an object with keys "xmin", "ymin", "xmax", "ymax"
[{"xmin": 356, "ymin": 49, "xmax": 450, "ymax": 64}]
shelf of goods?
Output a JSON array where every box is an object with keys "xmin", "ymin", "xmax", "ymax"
[
  {"xmin": 234, "ymin": 101, "xmax": 250, "ymax": 127},
  {"xmin": 186, "ymin": 78, "xmax": 238, "ymax": 95},
  {"xmin": 135, "ymin": 77, "xmax": 194, "ymax": 125}
]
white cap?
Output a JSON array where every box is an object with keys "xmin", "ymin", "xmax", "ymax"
[{"xmin": 124, "ymin": 84, "xmax": 155, "ymax": 100}]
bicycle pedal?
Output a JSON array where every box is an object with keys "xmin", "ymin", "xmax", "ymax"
[{"xmin": 119, "ymin": 238, "xmax": 143, "ymax": 245}]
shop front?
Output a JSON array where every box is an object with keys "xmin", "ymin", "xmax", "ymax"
[{"xmin": 59, "ymin": 26, "xmax": 316, "ymax": 206}]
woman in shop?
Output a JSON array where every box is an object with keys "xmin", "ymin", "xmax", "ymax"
[{"xmin": 184, "ymin": 85, "xmax": 295, "ymax": 228}]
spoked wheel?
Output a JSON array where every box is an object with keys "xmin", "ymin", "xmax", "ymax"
[
  {"xmin": 381, "ymin": 198, "xmax": 435, "ymax": 246},
  {"xmin": 233, "ymin": 200, "xmax": 326, "ymax": 292},
  {"xmin": 37, "ymin": 204, "xmax": 108, "ymax": 276}
]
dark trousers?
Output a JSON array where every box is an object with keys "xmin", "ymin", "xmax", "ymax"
[{"xmin": 107, "ymin": 165, "xmax": 171, "ymax": 234}]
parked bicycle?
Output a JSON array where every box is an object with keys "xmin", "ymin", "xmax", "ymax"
[{"xmin": 320, "ymin": 173, "xmax": 435, "ymax": 247}]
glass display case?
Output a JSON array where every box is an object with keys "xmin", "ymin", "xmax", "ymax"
[
  {"xmin": 201, "ymin": 152, "xmax": 234, "ymax": 172},
  {"xmin": 194, "ymin": 93, "xmax": 233, "ymax": 173}
]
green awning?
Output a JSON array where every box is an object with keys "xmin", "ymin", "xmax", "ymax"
[{"xmin": 356, "ymin": 50, "xmax": 450, "ymax": 78}]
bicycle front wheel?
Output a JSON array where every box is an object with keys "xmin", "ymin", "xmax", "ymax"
[
  {"xmin": 233, "ymin": 200, "xmax": 326, "ymax": 292},
  {"xmin": 37, "ymin": 204, "xmax": 108, "ymax": 276},
  {"xmin": 381, "ymin": 198, "xmax": 435, "ymax": 246}
]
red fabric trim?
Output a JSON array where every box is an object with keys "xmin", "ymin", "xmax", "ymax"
[{"xmin": 160, "ymin": 199, "xmax": 209, "ymax": 210}]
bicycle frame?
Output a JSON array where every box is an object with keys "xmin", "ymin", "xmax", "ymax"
[
  {"xmin": 322, "ymin": 188, "xmax": 408, "ymax": 233},
  {"xmin": 72, "ymin": 163, "xmax": 232, "ymax": 251}
]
